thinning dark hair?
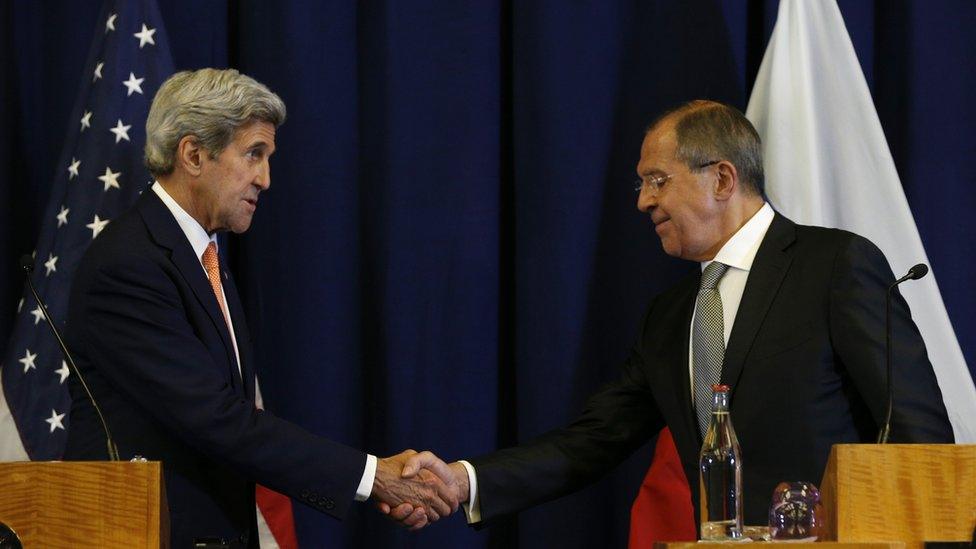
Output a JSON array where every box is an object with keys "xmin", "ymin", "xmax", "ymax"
[{"xmin": 647, "ymin": 100, "xmax": 765, "ymax": 196}]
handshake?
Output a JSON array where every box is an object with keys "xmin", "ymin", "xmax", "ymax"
[{"xmin": 370, "ymin": 449, "xmax": 470, "ymax": 530}]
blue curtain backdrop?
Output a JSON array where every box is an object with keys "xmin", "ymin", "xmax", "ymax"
[{"xmin": 2, "ymin": 1, "xmax": 973, "ymax": 547}]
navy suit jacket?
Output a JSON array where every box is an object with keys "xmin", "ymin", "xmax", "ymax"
[
  {"xmin": 64, "ymin": 190, "xmax": 366, "ymax": 547},
  {"xmin": 469, "ymin": 213, "xmax": 953, "ymax": 527}
]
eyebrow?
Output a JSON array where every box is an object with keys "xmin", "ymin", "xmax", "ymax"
[
  {"xmin": 247, "ymin": 140, "xmax": 275, "ymax": 153},
  {"xmin": 638, "ymin": 167, "xmax": 666, "ymax": 177}
]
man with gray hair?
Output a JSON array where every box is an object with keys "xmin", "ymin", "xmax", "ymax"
[
  {"xmin": 64, "ymin": 68, "xmax": 455, "ymax": 547},
  {"xmin": 390, "ymin": 99, "xmax": 953, "ymax": 532}
]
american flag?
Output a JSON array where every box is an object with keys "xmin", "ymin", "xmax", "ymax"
[
  {"xmin": 0, "ymin": 0, "xmax": 174, "ymax": 461},
  {"xmin": 0, "ymin": 4, "xmax": 299, "ymax": 545}
]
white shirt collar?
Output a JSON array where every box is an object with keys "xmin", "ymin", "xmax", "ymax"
[
  {"xmin": 702, "ymin": 202, "xmax": 775, "ymax": 273},
  {"xmin": 152, "ymin": 182, "xmax": 217, "ymax": 262}
]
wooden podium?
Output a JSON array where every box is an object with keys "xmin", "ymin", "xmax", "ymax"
[
  {"xmin": 0, "ymin": 461, "xmax": 168, "ymax": 548},
  {"xmin": 659, "ymin": 445, "xmax": 974, "ymax": 549},
  {"xmin": 820, "ymin": 444, "xmax": 976, "ymax": 548}
]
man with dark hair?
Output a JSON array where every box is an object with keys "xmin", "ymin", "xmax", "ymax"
[
  {"xmin": 393, "ymin": 99, "xmax": 953, "ymax": 530},
  {"xmin": 665, "ymin": 100, "xmax": 766, "ymax": 197}
]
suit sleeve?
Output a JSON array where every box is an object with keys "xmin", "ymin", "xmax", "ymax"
[
  {"xmin": 468, "ymin": 307, "xmax": 665, "ymax": 525},
  {"xmin": 828, "ymin": 234, "xmax": 953, "ymax": 442},
  {"xmin": 79, "ymin": 253, "xmax": 367, "ymax": 519}
]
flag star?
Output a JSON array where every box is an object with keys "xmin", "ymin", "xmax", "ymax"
[
  {"xmin": 67, "ymin": 157, "xmax": 81, "ymax": 179},
  {"xmin": 45, "ymin": 409, "xmax": 66, "ymax": 433},
  {"xmin": 80, "ymin": 111, "xmax": 92, "ymax": 132},
  {"xmin": 98, "ymin": 166, "xmax": 122, "ymax": 191},
  {"xmin": 30, "ymin": 305, "xmax": 45, "ymax": 325},
  {"xmin": 56, "ymin": 361, "xmax": 71, "ymax": 384},
  {"xmin": 133, "ymin": 24, "xmax": 156, "ymax": 48},
  {"xmin": 56, "ymin": 205, "xmax": 70, "ymax": 227},
  {"xmin": 109, "ymin": 119, "xmax": 131, "ymax": 144},
  {"xmin": 122, "ymin": 72, "xmax": 144, "ymax": 96},
  {"xmin": 87, "ymin": 215, "xmax": 110, "ymax": 239},
  {"xmin": 44, "ymin": 253, "xmax": 58, "ymax": 276},
  {"xmin": 105, "ymin": 13, "xmax": 117, "ymax": 33},
  {"xmin": 19, "ymin": 349, "xmax": 37, "ymax": 373},
  {"xmin": 93, "ymin": 61, "xmax": 104, "ymax": 82}
]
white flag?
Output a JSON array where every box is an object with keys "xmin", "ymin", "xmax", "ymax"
[{"xmin": 745, "ymin": 0, "xmax": 976, "ymax": 442}]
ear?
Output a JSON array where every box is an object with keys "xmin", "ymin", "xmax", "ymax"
[
  {"xmin": 175, "ymin": 135, "xmax": 204, "ymax": 176},
  {"xmin": 713, "ymin": 160, "xmax": 738, "ymax": 201}
]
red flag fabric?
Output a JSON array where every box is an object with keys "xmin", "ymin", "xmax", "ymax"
[
  {"xmin": 256, "ymin": 484, "xmax": 299, "ymax": 549},
  {"xmin": 628, "ymin": 427, "xmax": 696, "ymax": 547}
]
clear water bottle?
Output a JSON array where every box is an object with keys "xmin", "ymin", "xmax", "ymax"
[{"xmin": 699, "ymin": 383, "xmax": 743, "ymax": 540}]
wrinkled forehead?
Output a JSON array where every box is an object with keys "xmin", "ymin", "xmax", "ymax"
[
  {"xmin": 637, "ymin": 124, "xmax": 678, "ymax": 175},
  {"xmin": 233, "ymin": 119, "xmax": 277, "ymax": 147}
]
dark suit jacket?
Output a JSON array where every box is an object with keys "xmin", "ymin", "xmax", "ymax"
[
  {"xmin": 470, "ymin": 213, "xmax": 953, "ymax": 528},
  {"xmin": 64, "ymin": 191, "xmax": 366, "ymax": 548}
]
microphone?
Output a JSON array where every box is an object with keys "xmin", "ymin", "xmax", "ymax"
[
  {"xmin": 877, "ymin": 262, "xmax": 929, "ymax": 444},
  {"xmin": 893, "ymin": 263, "xmax": 928, "ymax": 285},
  {"xmin": 20, "ymin": 255, "xmax": 119, "ymax": 461}
]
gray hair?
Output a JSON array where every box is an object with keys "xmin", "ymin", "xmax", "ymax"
[
  {"xmin": 145, "ymin": 68, "xmax": 286, "ymax": 177},
  {"xmin": 649, "ymin": 100, "xmax": 765, "ymax": 197}
]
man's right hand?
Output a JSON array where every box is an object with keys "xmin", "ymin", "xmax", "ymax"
[
  {"xmin": 377, "ymin": 452, "xmax": 470, "ymax": 529},
  {"xmin": 371, "ymin": 449, "xmax": 461, "ymax": 530}
]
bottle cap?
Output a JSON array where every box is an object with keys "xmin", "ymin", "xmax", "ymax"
[{"xmin": 711, "ymin": 384, "xmax": 730, "ymax": 393}]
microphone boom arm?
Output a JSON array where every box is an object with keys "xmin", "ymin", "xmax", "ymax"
[{"xmin": 21, "ymin": 259, "xmax": 119, "ymax": 461}]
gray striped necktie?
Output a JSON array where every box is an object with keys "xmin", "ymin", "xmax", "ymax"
[{"xmin": 693, "ymin": 261, "xmax": 730, "ymax": 438}]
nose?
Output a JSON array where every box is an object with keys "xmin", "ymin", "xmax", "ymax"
[
  {"xmin": 636, "ymin": 186, "xmax": 657, "ymax": 213},
  {"xmin": 255, "ymin": 160, "xmax": 271, "ymax": 191}
]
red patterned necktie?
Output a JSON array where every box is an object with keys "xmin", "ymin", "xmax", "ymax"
[
  {"xmin": 201, "ymin": 242, "xmax": 230, "ymax": 328},
  {"xmin": 202, "ymin": 242, "xmax": 298, "ymax": 546}
]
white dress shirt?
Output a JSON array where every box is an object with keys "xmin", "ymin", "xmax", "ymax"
[
  {"xmin": 152, "ymin": 183, "xmax": 376, "ymax": 501},
  {"xmin": 688, "ymin": 202, "xmax": 775, "ymax": 403},
  {"xmin": 462, "ymin": 202, "xmax": 776, "ymax": 523}
]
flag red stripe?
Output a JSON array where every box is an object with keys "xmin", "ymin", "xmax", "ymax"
[
  {"xmin": 256, "ymin": 484, "xmax": 299, "ymax": 549},
  {"xmin": 628, "ymin": 427, "xmax": 696, "ymax": 546}
]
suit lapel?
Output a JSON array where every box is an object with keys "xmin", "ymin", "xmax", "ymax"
[
  {"xmin": 721, "ymin": 213, "xmax": 796, "ymax": 392},
  {"xmin": 220, "ymin": 255, "xmax": 255, "ymax": 400},
  {"xmin": 138, "ymin": 192, "xmax": 245, "ymax": 393},
  {"xmin": 673, "ymin": 281, "xmax": 699, "ymax": 447},
  {"xmin": 650, "ymin": 275, "xmax": 701, "ymax": 451}
]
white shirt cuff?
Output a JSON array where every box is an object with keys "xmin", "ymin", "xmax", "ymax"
[
  {"xmin": 458, "ymin": 460, "xmax": 481, "ymax": 524},
  {"xmin": 355, "ymin": 454, "xmax": 377, "ymax": 502}
]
